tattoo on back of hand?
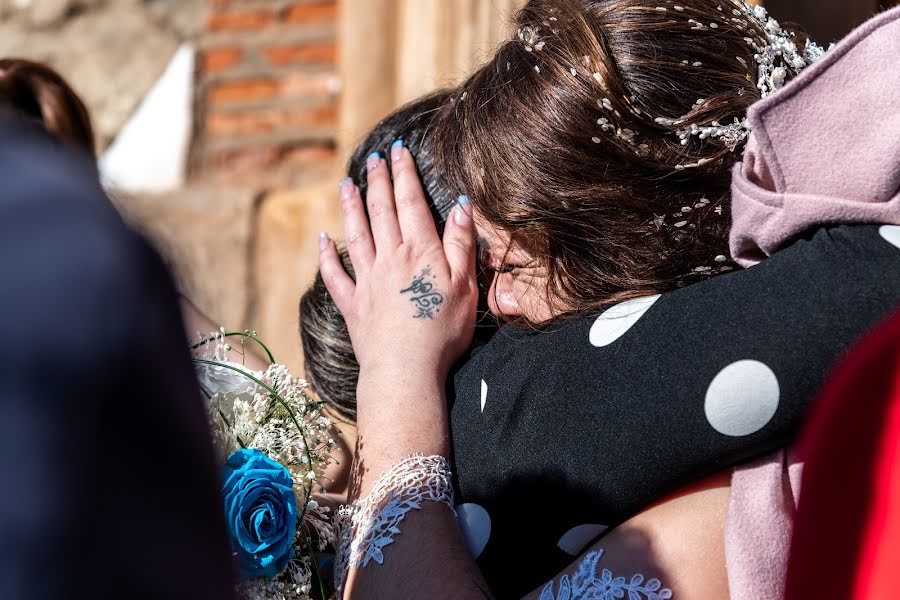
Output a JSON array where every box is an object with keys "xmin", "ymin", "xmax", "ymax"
[{"xmin": 400, "ymin": 266, "xmax": 444, "ymax": 319}]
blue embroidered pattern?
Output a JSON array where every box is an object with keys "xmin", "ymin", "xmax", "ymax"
[{"xmin": 539, "ymin": 550, "xmax": 673, "ymax": 600}]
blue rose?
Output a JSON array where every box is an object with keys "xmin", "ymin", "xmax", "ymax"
[{"xmin": 222, "ymin": 449, "xmax": 298, "ymax": 579}]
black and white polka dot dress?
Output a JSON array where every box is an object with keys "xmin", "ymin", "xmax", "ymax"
[{"xmin": 450, "ymin": 224, "xmax": 900, "ymax": 597}]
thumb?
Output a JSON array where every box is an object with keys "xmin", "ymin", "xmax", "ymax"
[{"xmin": 318, "ymin": 232, "xmax": 356, "ymax": 319}]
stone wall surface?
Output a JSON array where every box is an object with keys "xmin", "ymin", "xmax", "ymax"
[
  {"xmin": 114, "ymin": 183, "xmax": 341, "ymax": 376},
  {"xmin": 252, "ymin": 183, "xmax": 341, "ymax": 375},
  {"xmin": 113, "ymin": 187, "xmax": 260, "ymax": 336}
]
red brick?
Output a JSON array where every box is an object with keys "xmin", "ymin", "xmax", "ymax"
[
  {"xmin": 280, "ymin": 71, "xmax": 339, "ymax": 98},
  {"xmin": 283, "ymin": 2, "xmax": 336, "ymax": 24},
  {"xmin": 280, "ymin": 144, "xmax": 337, "ymax": 165},
  {"xmin": 203, "ymin": 142, "xmax": 336, "ymax": 173},
  {"xmin": 202, "ymin": 47, "xmax": 244, "ymax": 72},
  {"xmin": 262, "ymin": 42, "xmax": 337, "ymax": 66},
  {"xmin": 208, "ymin": 78, "xmax": 281, "ymax": 103},
  {"xmin": 205, "ymin": 104, "xmax": 338, "ymax": 137},
  {"xmin": 208, "ymin": 9, "xmax": 274, "ymax": 31}
]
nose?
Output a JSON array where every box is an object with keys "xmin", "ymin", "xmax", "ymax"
[{"xmin": 486, "ymin": 274, "xmax": 525, "ymax": 322}]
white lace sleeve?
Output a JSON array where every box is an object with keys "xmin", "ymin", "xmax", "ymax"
[{"xmin": 333, "ymin": 454, "xmax": 454, "ymax": 594}]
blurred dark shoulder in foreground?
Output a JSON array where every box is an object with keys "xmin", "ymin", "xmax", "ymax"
[{"xmin": 0, "ymin": 118, "xmax": 237, "ymax": 600}]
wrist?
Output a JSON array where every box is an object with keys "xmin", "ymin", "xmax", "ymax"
[
  {"xmin": 352, "ymin": 370, "xmax": 451, "ymax": 496},
  {"xmin": 357, "ymin": 357, "xmax": 449, "ymax": 391}
]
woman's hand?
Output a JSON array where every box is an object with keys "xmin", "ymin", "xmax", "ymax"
[
  {"xmin": 319, "ymin": 141, "xmax": 477, "ymax": 381},
  {"xmin": 318, "ymin": 140, "xmax": 477, "ymax": 495}
]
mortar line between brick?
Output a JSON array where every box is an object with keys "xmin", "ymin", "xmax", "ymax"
[{"xmin": 243, "ymin": 188, "xmax": 269, "ymax": 330}]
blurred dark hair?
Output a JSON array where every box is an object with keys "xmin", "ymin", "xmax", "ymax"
[
  {"xmin": 0, "ymin": 58, "xmax": 95, "ymax": 156},
  {"xmin": 300, "ymin": 90, "xmax": 455, "ymax": 420},
  {"xmin": 434, "ymin": 0, "xmax": 809, "ymax": 314},
  {"xmin": 348, "ymin": 90, "xmax": 457, "ymax": 229}
]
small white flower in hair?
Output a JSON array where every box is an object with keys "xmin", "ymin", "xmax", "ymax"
[{"xmin": 518, "ymin": 25, "xmax": 543, "ymax": 53}]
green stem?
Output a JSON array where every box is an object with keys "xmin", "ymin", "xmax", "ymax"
[
  {"xmin": 306, "ymin": 536, "xmax": 328, "ymax": 600},
  {"xmin": 191, "ymin": 331, "xmax": 276, "ymax": 364}
]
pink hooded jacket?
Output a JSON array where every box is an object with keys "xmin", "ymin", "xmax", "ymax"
[{"xmin": 726, "ymin": 7, "xmax": 900, "ymax": 600}]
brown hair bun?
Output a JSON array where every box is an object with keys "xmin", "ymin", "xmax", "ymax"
[{"xmin": 0, "ymin": 58, "xmax": 95, "ymax": 155}]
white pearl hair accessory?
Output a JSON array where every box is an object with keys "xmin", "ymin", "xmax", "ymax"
[{"xmin": 657, "ymin": 1, "xmax": 829, "ymax": 162}]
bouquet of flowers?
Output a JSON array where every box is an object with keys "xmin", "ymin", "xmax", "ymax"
[{"xmin": 193, "ymin": 329, "xmax": 336, "ymax": 600}]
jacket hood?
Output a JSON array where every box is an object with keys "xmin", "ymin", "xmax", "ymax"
[{"xmin": 730, "ymin": 7, "xmax": 900, "ymax": 266}]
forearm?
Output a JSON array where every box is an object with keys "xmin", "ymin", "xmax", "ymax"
[
  {"xmin": 346, "ymin": 503, "xmax": 492, "ymax": 600},
  {"xmin": 344, "ymin": 376, "xmax": 491, "ymax": 599}
]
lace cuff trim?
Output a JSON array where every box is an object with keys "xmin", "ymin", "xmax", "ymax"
[
  {"xmin": 540, "ymin": 549, "xmax": 673, "ymax": 600},
  {"xmin": 333, "ymin": 454, "xmax": 454, "ymax": 594}
]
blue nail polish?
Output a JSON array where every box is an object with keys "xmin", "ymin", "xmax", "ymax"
[
  {"xmin": 457, "ymin": 195, "xmax": 470, "ymax": 205},
  {"xmin": 338, "ymin": 177, "xmax": 353, "ymax": 188},
  {"xmin": 391, "ymin": 139, "xmax": 404, "ymax": 150},
  {"xmin": 367, "ymin": 151, "xmax": 381, "ymax": 161}
]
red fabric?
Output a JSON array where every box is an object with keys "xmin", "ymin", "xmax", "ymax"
[{"xmin": 786, "ymin": 311, "xmax": 900, "ymax": 600}]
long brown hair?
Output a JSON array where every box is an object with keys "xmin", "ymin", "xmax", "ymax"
[
  {"xmin": 0, "ymin": 58, "xmax": 95, "ymax": 155},
  {"xmin": 435, "ymin": 0, "xmax": 808, "ymax": 314}
]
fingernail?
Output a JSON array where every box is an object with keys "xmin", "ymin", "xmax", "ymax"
[
  {"xmin": 339, "ymin": 177, "xmax": 354, "ymax": 198},
  {"xmin": 390, "ymin": 138, "xmax": 404, "ymax": 162},
  {"xmin": 366, "ymin": 152, "xmax": 380, "ymax": 172},
  {"xmin": 454, "ymin": 199, "xmax": 472, "ymax": 226},
  {"xmin": 319, "ymin": 231, "xmax": 330, "ymax": 251}
]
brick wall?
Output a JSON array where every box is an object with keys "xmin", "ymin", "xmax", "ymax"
[{"xmin": 193, "ymin": 0, "xmax": 340, "ymax": 188}]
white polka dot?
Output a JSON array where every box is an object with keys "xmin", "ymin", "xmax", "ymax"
[
  {"xmin": 557, "ymin": 524, "xmax": 608, "ymax": 556},
  {"xmin": 456, "ymin": 503, "xmax": 491, "ymax": 558},
  {"xmin": 589, "ymin": 295, "xmax": 661, "ymax": 347},
  {"xmin": 480, "ymin": 379, "xmax": 488, "ymax": 412},
  {"xmin": 879, "ymin": 225, "xmax": 900, "ymax": 249},
  {"xmin": 704, "ymin": 360, "xmax": 780, "ymax": 436}
]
